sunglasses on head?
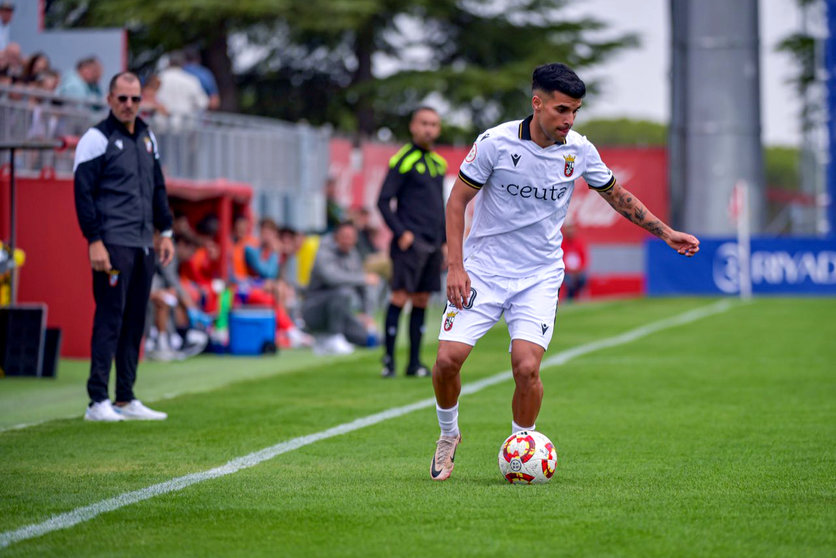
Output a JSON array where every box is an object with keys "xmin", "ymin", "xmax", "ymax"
[{"xmin": 116, "ymin": 95, "xmax": 142, "ymax": 104}]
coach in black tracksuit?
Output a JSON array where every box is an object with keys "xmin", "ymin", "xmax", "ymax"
[
  {"xmin": 73, "ymin": 72, "xmax": 173, "ymax": 421},
  {"xmin": 377, "ymin": 106, "xmax": 447, "ymax": 378}
]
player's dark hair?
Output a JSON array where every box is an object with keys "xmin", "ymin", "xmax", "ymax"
[
  {"xmin": 532, "ymin": 63, "xmax": 586, "ymax": 99},
  {"xmin": 108, "ymin": 71, "xmax": 139, "ymax": 93}
]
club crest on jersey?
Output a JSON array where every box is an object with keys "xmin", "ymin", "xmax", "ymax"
[
  {"xmin": 443, "ymin": 310, "xmax": 458, "ymax": 331},
  {"xmin": 144, "ymin": 136, "xmax": 153, "ymax": 154},
  {"xmin": 563, "ymin": 154, "xmax": 575, "ymax": 177}
]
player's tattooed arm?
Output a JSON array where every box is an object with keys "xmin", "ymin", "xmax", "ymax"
[
  {"xmin": 597, "ymin": 181, "xmax": 700, "ymax": 257},
  {"xmin": 597, "ymin": 181, "xmax": 671, "ymax": 240}
]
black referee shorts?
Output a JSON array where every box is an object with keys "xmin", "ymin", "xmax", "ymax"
[{"xmin": 390, "ymin": 238, "xmax": 442, "ymax": 293}]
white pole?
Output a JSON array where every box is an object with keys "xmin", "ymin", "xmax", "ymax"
[{"xmin": 735, "ymin": 180, "xmax": 752, "ymax": 300}]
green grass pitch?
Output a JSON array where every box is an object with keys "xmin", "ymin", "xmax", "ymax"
[{"xmin": 0, "ymin": 297, "xmax": 834, "ymax": 557}]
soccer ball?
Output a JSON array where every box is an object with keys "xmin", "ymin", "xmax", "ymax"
[{"xmin": 498, "ymin": 430, "xmax": 557, "ymax": 484}]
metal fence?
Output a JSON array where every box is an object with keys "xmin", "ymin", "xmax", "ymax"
[{"xmin": 0, "ymin": 84, "xmax": 330, "ymax": 232}]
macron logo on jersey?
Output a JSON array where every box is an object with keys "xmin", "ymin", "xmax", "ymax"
[{"xmin": 511, "ymin": 153, "xmax": 521, "ymax": 167}]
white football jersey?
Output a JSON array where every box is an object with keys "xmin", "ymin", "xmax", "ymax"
[{"xmin": 458, "ymin": 115, "xmax": 615, "ymax": 278}]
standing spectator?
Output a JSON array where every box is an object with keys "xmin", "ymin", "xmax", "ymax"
[
  {"xmin": 183, "ymin": 46, "xmax": 220, "ymax": 110},
  {"xmin": 0, "ymin": 43, "xmax": 23, "ymax": 88},
  {"xmin": 21, "ymin": 51, "xmax": 50, "ymax": 84},
  {"xmin": 560, "ymin": 222, "xmax": 588, "ymax": 301},
  {"xmin": 0, "ymin": 2, "xmax": 14, "ymax": 52},
  {"xmin": 57, "ymin": 56, "xmax": 103, "ymax": 101},
  {"xmin": 377, "ymin": 106, "xmax": 447, "ymax": 378},
  {"xmin": 27, "ymin": 69, "xmax": 62, "ymax": 140},
  {"xmin": 73, "ymin": 71, "xmax": 174, "ymax": 421},
  {"xmin": 139, "ymin": 73, "xmax": 168, "ymax": 120},
  {"xmin": 156, "ymin": 50, "xmax": 208, "ymax": 129},
  {"xmin": 302, "ymin": 222, "xmax": 380, "ymax": 355}
]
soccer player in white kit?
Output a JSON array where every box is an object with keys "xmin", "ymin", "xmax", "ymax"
[{"xmin": 429, "ymin": 62, "xmax": 700, "ymax": 481}]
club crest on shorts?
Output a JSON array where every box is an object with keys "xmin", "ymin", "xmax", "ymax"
[
  {"xmin": 563, "ymin": 154, "xmax": 575, "ymax": 177},
  {"xmin": 108, "ymin": 270, "xmax": 120, "ymax": 287},
  {"xmin": 443, "ymin": 310, "xmax": 458, "ymax": 331}
]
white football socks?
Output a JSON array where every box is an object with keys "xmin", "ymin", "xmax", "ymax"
[
  {"xmin": 512, "ymin": 420, "xmax": 534, "ymax": 434},
  {"xmin": 436, "ymin": 403, "xmax": 459, "ymax": 437}
]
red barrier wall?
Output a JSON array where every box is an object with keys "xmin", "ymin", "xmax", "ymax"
[
  {"xmin": 0, "ymin": 171, "xmax": 251, "ymax": 358},
  {"xmin": 1, "ymin": 171, "xmax": 92, "ymax": 358}
]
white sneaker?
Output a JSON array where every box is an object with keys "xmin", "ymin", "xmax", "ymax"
[
  {"xmin": 313, "ymin": 333, "xmax": 355, "ymax": 356},
  {"xmin": 287, "ymin": 327, "xmax": 314, "ymax": 348},
  {"xmin": 113, "ymin": 400, "xmax": 168, "ymax": 421},
  {"xmin": 84, "ymin": 399, "xmax": 125, "ymax": 422},
  {"xmin": 331, "ymin": 333, "xmax": 355, "ymax": 355}
]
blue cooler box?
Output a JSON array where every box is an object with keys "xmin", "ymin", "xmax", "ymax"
[{"xmin": 228, "ymin": 308, "xmax": 276, "ymax": 355}]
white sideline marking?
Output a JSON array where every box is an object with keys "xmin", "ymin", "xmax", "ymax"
[{"xmin": 0, "ymin": 299, "xmax": 733, "ymax": 549}]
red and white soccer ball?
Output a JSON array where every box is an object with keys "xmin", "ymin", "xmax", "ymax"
[{"xmin": 498, "ymin": 430, "xmax": 557, "ymax": 484}]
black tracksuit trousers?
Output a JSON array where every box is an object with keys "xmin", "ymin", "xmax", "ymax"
[{"xmin": 87, "ymin": 244, "xmax": 155, "ymax": 404}]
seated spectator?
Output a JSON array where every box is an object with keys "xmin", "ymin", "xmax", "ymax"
[
  {"xmin": 348, "ymin": 206, "xmax": 390, "ymax": 313},
  {"xmin": 183, "ymin": 46, "xmax": 220, "ymax": 110},
  {"xmin": 146, "ymin": 234, "xmax": 210, "ymax": 361},
  {"xmin": 276, "ymin": 225, "xmax": 305, "ymax": 325},
  {"xmin": 57, "ymin": 56, "xmax": 102, "ymax": 102},
  {"xmin": 229, "ymin": 213, "xmax": 257, "ymax": 284},
  {"xmin": 560, "ymin": 222, "xmax": 588, "ymax": 301},
  {"xmin": 244, "ymin": 217, "xmax": 282, "ymax": 284},
  {"xmin": 302, "ymin": 221, "xmax": 381, "ymax": 355},
  {"xmin": 156, "ymin": 50, "xmax": 208, "ymax": 129},
  {"xmin": 181, "ymin": 213, "xmax": 223, "ymax": 313},
  {"xmin": 324, "ymin": 177, "xmax": 345, "ymax": 232},
  {"xmin": 241, "ymin": 218, "xmax": 312, "ymax": 349}
]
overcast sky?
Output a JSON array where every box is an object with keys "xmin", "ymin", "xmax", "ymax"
[{"xmin": 573, "ymin": 0, "xmax": 804, "ymax": 147}]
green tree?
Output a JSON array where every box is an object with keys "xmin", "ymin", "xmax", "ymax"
[
  {"xmin": 574, "ymin": 118, "xmax": 668, "ymax": 147},
  {"xmin": 45, "ymin": 0, "xmax": 638, "ymax": 138}
]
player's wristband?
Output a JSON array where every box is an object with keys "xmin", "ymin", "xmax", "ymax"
[{"xmin": 160, "ymin": 229, "xmax": 173, "ymax": 238}]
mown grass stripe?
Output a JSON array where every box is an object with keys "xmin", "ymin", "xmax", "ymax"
[{"xmin": 0, "ymin": 299, "xmax": 734, "ymax": 549}]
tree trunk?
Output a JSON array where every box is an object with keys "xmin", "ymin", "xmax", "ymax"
[
  {"xmin": 352, "ymin": 21, "xmax": 375, "ymax": 139},
  {"xmin": 205, "ymin": 21, "xmax": 238, "ymax": 113}
]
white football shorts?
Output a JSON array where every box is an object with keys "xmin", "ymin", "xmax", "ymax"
[{"xmin": 438, "ymin": 267, "xmax": 564, "ymax": 350}]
